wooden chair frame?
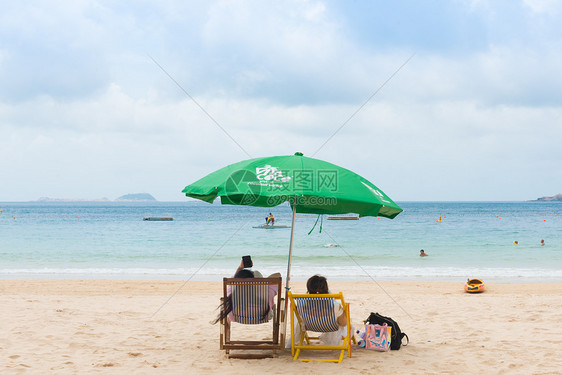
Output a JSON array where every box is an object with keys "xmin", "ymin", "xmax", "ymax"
[
  {"xmin": 288, "ymin": 291, "xmax": 354, "ymax": 363},
  {"xmin": 220, "ymin": 277, "xmax": 284, "ymax": 359}
]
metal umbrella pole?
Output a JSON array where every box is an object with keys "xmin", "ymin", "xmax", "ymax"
[{"xmin": 281, "ymin": 195, "xmax": 297, "ymax": 348}]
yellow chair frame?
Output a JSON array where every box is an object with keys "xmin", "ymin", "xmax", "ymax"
[{"xmin": 288, "ymin": 291, "xmax": 353, "ymax": 363}]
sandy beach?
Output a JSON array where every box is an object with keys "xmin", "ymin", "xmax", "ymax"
[{"xmin": 2, "ymin": 280, "xmax": 561, "ymax": 374}]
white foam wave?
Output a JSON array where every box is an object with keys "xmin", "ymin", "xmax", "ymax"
[{"xmin": 2, "ymin": 266, "xmax": 561, "ymax": 282}]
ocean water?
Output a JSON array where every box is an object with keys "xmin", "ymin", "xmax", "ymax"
[{"xmin": 1, "ymin": 201, "xmax": 561, "ymax": 282}]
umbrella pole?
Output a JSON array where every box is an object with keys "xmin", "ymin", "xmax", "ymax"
[{"xmin": 281, "ymin": 196, "xmax": 297, "ymax": 349}]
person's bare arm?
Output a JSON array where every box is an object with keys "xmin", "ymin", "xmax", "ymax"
[
  {"xmin": 337, "ymin": 304, "xmax": 348, "ymax": 326},
  {"xmin": 337, "ymin": 312, "xmax": 347, "ymax": 326},
  {"xmin": 235, "ymin": 260, "xmax": 244, "ymax": 275}
]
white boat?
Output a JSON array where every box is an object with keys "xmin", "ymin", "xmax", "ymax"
[
  {"xmin": 327, "ymin": 215, "xmax": 358, "ymax": 220},
  {"xmin": 252, "ymin": 224, "xmax": 291, "ymax": 229}
]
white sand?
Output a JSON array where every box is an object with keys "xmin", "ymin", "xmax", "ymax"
[{"xmin": 2, "ymin": 280, "xmax": 561, "ymax": 374}]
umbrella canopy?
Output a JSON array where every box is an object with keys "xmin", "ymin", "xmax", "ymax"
[{"xmin": 182, "ymin": 152, "xmax": 402, "ymax": 218}]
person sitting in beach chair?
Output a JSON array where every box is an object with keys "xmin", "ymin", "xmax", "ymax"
[
  {"xmin": 287, "ymin": 275, "xmax": 354, "ymax": 363},
  {"xmin": 214, "ymin": 260, "xmax": 283, "ymax": 358}
]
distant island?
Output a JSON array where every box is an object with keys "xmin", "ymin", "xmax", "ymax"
[
  {"xmin": 36, "ymin": 193, "xmax": 157, "ymax": 202},
  {"xmin": 534, "ymin": 194, "xmax": 562, "ymax": 201},
  {"xmin": 115, "ymin": 193, "xmax": 157, "ymax": 202}
]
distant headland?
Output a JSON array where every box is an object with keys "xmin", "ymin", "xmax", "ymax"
[
  {"xmin": 36, "ymin": 193, "xmax": 157, "ymax": 202},
  {"xmin": 533, "ymin": 194, "xmax": 562, "ymax": 201},
  {"xmin": 115, "ymin": 193, "xmax": 157, "ymax": 202}
]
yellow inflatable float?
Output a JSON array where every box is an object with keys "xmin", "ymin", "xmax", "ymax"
[{"xmin": 464, "ymin": 278, "xmax": 485, "ymax": 293}]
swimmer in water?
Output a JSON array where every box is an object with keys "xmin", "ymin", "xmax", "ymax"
[{"xmin": 419, "ymin": 249, "xmax": 428, "ymax": 257}]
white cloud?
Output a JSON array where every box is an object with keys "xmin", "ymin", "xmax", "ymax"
[
  {"xmin": 1, "ymin": 0, "xmax": 562, "ymax": 201},
  {"xmin": 523, "ymin": 0, "xmax": 562, "ymax": 13}
]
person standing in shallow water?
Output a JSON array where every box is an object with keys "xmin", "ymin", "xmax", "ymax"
[
  {"xmin": 266, "ymin": 213, "xmax": 274, "ymax": 226},
  {"xmin": 419, "ymin": 249, "xmax": 428, "ymax": 257}
]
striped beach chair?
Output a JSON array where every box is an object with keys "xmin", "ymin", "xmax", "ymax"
[
  {"xmin": 288, "ymin": 292, "xmax": 353, "ymax": 363},
  {"xmin": 220, "ymin": 277, "xmax": 283, "ymax": 359}
]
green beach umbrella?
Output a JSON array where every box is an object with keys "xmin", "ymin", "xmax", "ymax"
[
  {"xmin": 182, "ymin": 152, "xmax": 402, "ymax": 345},
  {"xmin": 183, "ymin": 152, "xmax": 402, "ymax": 218}
]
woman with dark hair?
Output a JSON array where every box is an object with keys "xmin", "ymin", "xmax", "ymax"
[
  {"xmin": 306, "ymin": 275, "xmax": 347, "ymax": 327},
  {"xmin": 213, "ymin": 260, "xmax": 280, "ymax": 324},
  {"xmin": 307, "ymin": 274, "xmax": 329, "ymax": 293},
  {"xmin": 286, "ymin": 275, "xmax": 350, "ymax": 347}
]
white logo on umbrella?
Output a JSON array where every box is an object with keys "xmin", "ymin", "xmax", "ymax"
[{"xmin": 256, "ymin": 165, "xmax": 291, "ymax": 182}]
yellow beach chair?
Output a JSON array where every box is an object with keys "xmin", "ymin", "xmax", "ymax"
[
  {"xmin": 220, "ymin": 277, "xmax": 284, "ymax": 359},
  {"xmin": 288, "ymin": 291, "xmax": 353, "ymax": 363}
]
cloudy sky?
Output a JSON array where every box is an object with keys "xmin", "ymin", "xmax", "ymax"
[{"xmin": 1, "ymin": 0, "xmax": 561, "ymax": 202}]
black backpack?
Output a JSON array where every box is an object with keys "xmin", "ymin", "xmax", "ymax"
[{"xmin": 365, "ymin": 312, "xmax": 409, "ymax": 350}]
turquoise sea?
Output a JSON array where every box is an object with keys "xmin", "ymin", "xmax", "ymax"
[{"xmin": 1, "ymin": 201, "xmax": 561, "ymax": 282}]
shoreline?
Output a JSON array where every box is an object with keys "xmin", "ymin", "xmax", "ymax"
[
  {"xmin": 3, "ymin": 279, "xmax": 561, "ymax": 293},
  {"xmin": 2, "ymin": 272, "xmax": 562, "ymax": 283},
  {"xmin": 3, "ymin": 280, "xmax": 561, "ymax": 374},
  {"xmin": 3, "ymin": 279, "xmax": 562, "ymax": 294}
]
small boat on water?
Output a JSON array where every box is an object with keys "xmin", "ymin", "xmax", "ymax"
[
  {"xmin": 252, "ymin": 224, "xmax": 291, "ymax": 229},
  {"xmin": 143, "ymin": 217, "xmax": 173, "ymax": 221},
  {"xmin": 464, "ymin": 278, "xmax": 485, "ymax": 293},
  {"xmin": 327, "ymin": 215, "xmax": 358, "ymax": 220}
]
